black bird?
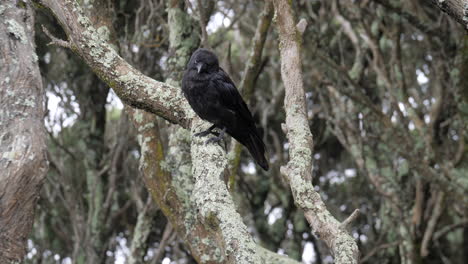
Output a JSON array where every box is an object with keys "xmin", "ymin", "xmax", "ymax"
[{"xmin": 182, "ymin": 48, "xmax": 269, "ymax": 171}]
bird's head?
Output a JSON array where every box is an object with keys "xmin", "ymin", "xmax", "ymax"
[{"xmin": 187, "ymin": 48, "xmax": 219, "ymax": 74}]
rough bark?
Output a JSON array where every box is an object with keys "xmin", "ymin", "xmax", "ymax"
[
  {"xmin": 429, "ymin": 0, "xmax": 468, "ymax": 29},
  {"xmin": 190, "ymin": 118, "xmax": 262, "ymax": 264},
  {"xmin": 128, "ymin": 109, "xmax": 221, "ymax": 264},
  {"xmin": 272, "ymin": 0, "xmax": 360, "ymax": 263},
  {"xmin": 125, "ymin": 2, "xmax": 223, "ymax": 262},
  {"xmin": 0, "ymin": 1, "xmax": 49, "ymax": 263}
]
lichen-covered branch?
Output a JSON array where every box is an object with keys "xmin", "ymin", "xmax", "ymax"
[
  {"xmin": 130, "ymin": 110, "xmax": 298, "ymax": 263},
  {"xmin": 121, "ymin": 1, "xmax": 224, "ymax": 261},
  {"xmin": 429, "ymin": 0, "xmax": 468, "ymax": 29},
  {"xmin": 0, "ymin": 1, "xmax": 49, "ymax": 262},
  {"xmin": 164, "ymin": 2, "xmax": 297, "ymax": 262},
  {"xmin": 127, "ymin": 198, "xmax": 157, "ymax": 264},
  {"xmin": 36, "ymin": 0, "xmax": 192, "ymax": 128},
  {"xmin": 271, "ymin": 0, "xmax": 359, "ymax": 263},
  {"xmin": 128, "ymin": 109, "xmax": 222, "ymax": 264},
  {"xmin": 190, "ymin": 118, "xmax": 262, "ymax": 264},
  {"xmin": 35, "ymin": 1, "xmax": 306, "ymax": 263}
]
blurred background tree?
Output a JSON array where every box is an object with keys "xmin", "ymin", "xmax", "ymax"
[{"xmin": 14, "ymin": 0, "xmax": 468, "ymax": 263}]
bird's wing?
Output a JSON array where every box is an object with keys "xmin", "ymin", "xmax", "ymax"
[{"xmin": 211, "ymin": 68, "xmax": 255, "ymax": 125}]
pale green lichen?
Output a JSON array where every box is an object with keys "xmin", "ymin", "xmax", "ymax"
[
  {"xmin": 133, "ymin": 111, "xmax": 143, "ymax": 123},
  {"xmin": 199, "ymin": 237, "xmax": 223, "ymax": 262},
  {"xmin": 118, "ymin": 71, "xmax": 155, "ymax": 101},
  {"xmin": 2, "ymin": 151, "xmax": 16, "ymax": 161},
  {"xmin": 96, "ymin": 26, "xmax": 110, "ymax": 42},
  {"xmin": 190, "ymin": 120, "xmax": 261, "ymax": 262},
  {"xmin": 137, "ymin": 122, "xmax": 154, "ymax": 132},
  {"xmin": 168, "ymin": 132, "xmax": 193, "ymax": 177},
  {"xmin": 5, "ymin": 19, "xmax": 27, "ymax": 44},
  {"xmin": 75, "ymin": 12, "xmax": 117, "ymax": 69},
  {"xmin": 289, "ymin": 174, "xmax": 316, "ymax": 209},
  {"xmin": 13, "ymin": 96, "xmax": 36, "ymax": 108},
  {"xmin": 77, "ymin": 16, "xmax": 89, "ymax": 26},
  {"xmin": 159, "ymin": 159, "xmax": 171, "ymax": 171},
  {"xmin": 31, "ymin": 53, "xmax": 38, "ymax": 63},
  {"xmin": 102, "ymin": 50, "xmax": 116, "ymax": 68},
  {"xmin": 118, "ymin": 71, "xmax": 139, "ymax": 83},
  {"xmin": 137, "ymin": 135, "xmax": 153, "ymax": 171},
  {"xmin": 257, "ymin": 245, "xmax": 301, "ymax": 264},
  {"xmin": 24, "ymin": 97, "xmax": 36, "ymax": 107},
  {"xmin": 0, "ymin": 5, "xmax": 6, "ymax": 15}
]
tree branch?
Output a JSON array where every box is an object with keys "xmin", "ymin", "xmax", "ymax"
[
  {"xmin": 433, "ymin": 218, "xmax": 468, "ymax": 240},
  {"xmin": 36, "ymin": 1, "xmax": 306, "ymax": 262},
  {"xmin": 371, "ymin": 0, "xmax": 443, "ymax": 37},
  {"xmin": 196, "ymin": 0, "xmax": 210, "ymax": 47},
  {"xmin": 37, "ymin": 0, "xmax": 192, "ymax": 128},
  {"xmin": 341, "ymin": 209, "xmax": 361, "ymax": 230},
  {"xmin": 191, "ymin": 117, "xmax": 282, "ymax": 263},
  {"xmin": 421, "ymin": 191, "xmax": 445, "ymax": 257},
  {"xmin": 360, "ymin": 240, "xmax": 401, "ymax": 263},
  {"xmin": 41, "ymin": 25, "xmax": 72, "ymax": 48},
  {"xmin": 428, "ymin": 0, "xmax": 468, "ymax": 30},
  {"xmin": 272, "ymin": 0, "xmax": 360, "ymax": 263}
]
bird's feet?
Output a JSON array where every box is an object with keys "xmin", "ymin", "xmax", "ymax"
[
  {"xmin": 205, "ymin": 136, "xmax": 222, "ymax": 145},
  {"xmin": 194, "ymin": 130, "xmax": 220, "ymax": 137},
  {"xmin": 194, "ymin": 124, "xmax": 218, "ymax": 137},
  {"xmin": 194, "ymin": 130, "xmax": 210, "ymax": 137}
]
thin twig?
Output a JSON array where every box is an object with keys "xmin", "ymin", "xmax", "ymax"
[
  {"xmin": 151, "ymin": 223, "xmax": 174, "ymax": 264},
  {"xmin": 360, "ymin": 240, "xmax": 401, "ymax": 263},
  {"xmin": 340, "ymin": 209, "xmax": 360, "ymax": 230},
  {"xmin": 421, "ymin": 191, "xmax": 445, "ymax": 257},
  {"xmin": 433, "ymin": 219, "xmax": 468, "ymax": 241},
  {"xmin": 315, "ymin": 51, "xmax": 391, "ymax": 127},
  {"xmin": 41, "ymin": 25, "xmax": 72, "ymax": 48}
]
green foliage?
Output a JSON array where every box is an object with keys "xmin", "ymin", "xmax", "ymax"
[{"xmin": 28, "ymin": 0, "xmax": 468, "ymax": 263}]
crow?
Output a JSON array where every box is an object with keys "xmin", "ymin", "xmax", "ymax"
[{"xmin": 182, "ymin": 48, "xmax": 269, "ymax": 171}]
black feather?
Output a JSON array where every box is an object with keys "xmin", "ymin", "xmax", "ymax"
[{"xmin": 182, "ymin": 48, "xmax": 269, "ymax": 171}]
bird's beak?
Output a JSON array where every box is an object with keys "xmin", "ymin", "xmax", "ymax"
[{"xmin": 196, "ymin": 62, "xmax": 203, "ymax": 74}]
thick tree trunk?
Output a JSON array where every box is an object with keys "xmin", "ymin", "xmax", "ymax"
[{"xmin": 0, "ymin": 1, "xmax": 48, "ymax": 263}]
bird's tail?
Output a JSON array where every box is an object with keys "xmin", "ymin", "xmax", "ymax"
[{"xmin": 243, "ymin": 129, "xmax": 269, "ymax": 171}]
